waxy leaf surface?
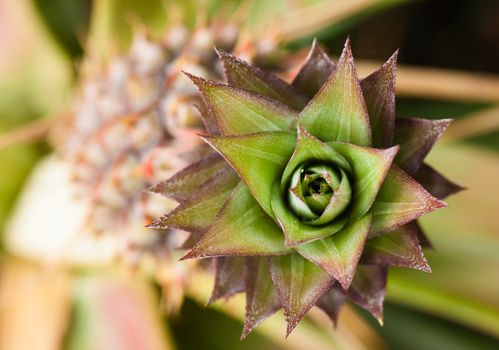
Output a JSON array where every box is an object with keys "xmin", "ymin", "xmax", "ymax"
[
  {"xmin": 241, "ymin": 257, "xmax": 281, "ymax": 339},
  {"xmin": 370, "ymin": 166, "xmax": 446, "ymax": 237},
  {"xmin": 296, "ymin": 214, "xmax": 372, "ymax": 289},
  {"xmin": 183, "ymin": 183, "xmax": 289, "ymax": 259},
  {"xmin": 217, "ymin": 49, "xmax": 308, "ymax": 110},
  {"xmin": 299, "ymin": 39, "xmax": 371, "ymax": 146},
  {"xmin": 292, "ymin": 40, "xmax": 336, "ymax": 98},
  {"xmin": 188, "ymin": 74, "xmax": 297, "ymax": 135},
  {"xmin": 360, "ymin": 51, "xmax": 397, "ymax": 148},
  {"xmin": 269, "ymin": 253, "xmax": 335, "ymax": 336},
  {"xmin": 204, "ymin": 131, "xmax": 296, "ymax": 218}
]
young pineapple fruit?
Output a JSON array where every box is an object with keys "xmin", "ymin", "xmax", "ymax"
[
  {"xmin": 150, "ymin": 39, "xmax": 463, "ymax": 336},
  {"xmin": 65, "ymin": 23, "xmax": 276, "ymax": 311}
]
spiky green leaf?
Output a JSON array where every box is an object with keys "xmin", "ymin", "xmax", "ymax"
[
  {"xmin": 369, "ymin": 166, "xmax": 446, "ymax": 237},
  {"xmin": 393, "ymin": 118, "xmax": 452, "ymax": 175},
  {"xmin": 216, "ymin": 49, "xmax": 308, "ymax": 110},
  {"xmin": 209, "ymin": 257, "xmax": 246, "ymax": 304},
  {"xmin": 415, "ymin": 163, "xmax": 465, "ymax": 200},
  {"xmin": 187, "ymin": 73, "xmax": 298, "ymax": 135},
  {"xmin": 204, "ymin": 131, "xmax": 296, "ymax": 218},
  {"xmin": 268, "ymin": 253, "xmax": 335, "ymax": 336},
  {"xmin": 348, "ymin": 265, "xmax": 387, "ymax": 324},
  {"xmin": 292, "ymin": 39, "xmax": 336, "ymax": 98},
  {"xmin": 241, "ymin": 257, "xmax": 281, "ymax": 339},
  {"xmin": 362, "ymin": 224, "xmax": 431, "ymax": 273},
  {"xmin": 296, "ymin": 214, "xmax": 372, "ymax": 289},
  {"xmin": 148, "ymin": 167, "xmax": 238, "ymax": 232},
  {"xmin": 327, "ymin": 141, "xmax": 399, "ymax": 219},
  {"xmin": 360, "ymin": 51, "xmax": 397, "ymax": 148},
  {"xmin": 299, "ymin": 39, "xmax": 371, "ymax": 145},
  {"xmin": 148, "ymin": 153, "xmax": 225, "ymax": 202},
  {"xmin": 182, "ymin": 183, "xmax": 289, "ymax": 259}
]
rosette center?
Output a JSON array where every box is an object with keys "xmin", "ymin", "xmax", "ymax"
[{"xmin": 287, "ymin": 163, "xmax": 352, "ymax": 226}]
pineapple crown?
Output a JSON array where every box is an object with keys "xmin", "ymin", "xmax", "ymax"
[{"xmin": 149, "ymin": 38, "xmax": 463, "ymax": 338}]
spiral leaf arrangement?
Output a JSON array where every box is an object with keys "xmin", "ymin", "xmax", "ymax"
[{"xmin": 150, "ymin": 39, "xmax": 463, "ymax": 337}]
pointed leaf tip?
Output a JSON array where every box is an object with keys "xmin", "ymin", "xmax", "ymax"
[
  {"xmin": 394, "ymin": 118, "xmax": 453, "ymax": 175},
  {"xmin": 292, "ymin": 40, "xmax": 336, "ymax": 98},
  {"xmin": 299, "ymin": 38, "xmax": 371, "ymax": 145},
  {"xmin": 269, "ymin": 254, "xmax": 334, "ymax": 336},
  {"xmin": 217, "ymin": 49, "xmax": 308, "ymax": 110},
  {"xmin": 370, "ymin": 166, "xmax": 447, "ymax": 237},
  {"xmin": 361, "ymin": 50, "xmax": 398, "ymax": 148},
  {"xmin": 241, "ymin": 257, "xmax": 281, "ymax": 339},
  {"xmin": 209, "ymin": 257, "xmax": 245, "ymax": 304},
  {"xmin": 297, "ymin": 214, "xmax": 372, "ymax": 289}
]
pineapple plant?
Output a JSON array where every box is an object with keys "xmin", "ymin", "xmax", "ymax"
[{"xmin": 150, "ymin": 38, "xmax": 463, "ymax": 337}]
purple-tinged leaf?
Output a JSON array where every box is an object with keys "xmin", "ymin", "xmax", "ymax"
[
  {"xmin": 182, "ymin": 183, "xmax": 289, "ymax": 259},
  {"xmin": 348, "ymin": 265, "xmax": 387, "ymax": 324},
  {"xmin": 216, "ymin": 49, "xmax": 308, "ymax": 110},
  {"xmin": 362, "ymin": 223, "xmax": 431, "ymax": 273},
  {"xmin": 317, "ymin": 285, "xmax": 346, "ymax": 326},
  {"xmin": 179, "ymin": 233, "xmax": 201, "ymax": 249},
  {"xmin": 194, "ymin": 102, "xmax": 219, "ymax": 135},
  {"xmin": 203, "ymin": 131, "xmax": 296, "ymax": 218},
  {"xmin": 268, "ymin": 253, "xmax": 335, "ymax": 337},
  {"xmin": 148, "ymin": 153, "xmax": 225, "ymax": 202},
  {"xmin": 408, "ymin": 221, "xmax": 433, "ymax": 249},
  {"xmin": 292, "ymin": 39, "xmax": 336, "ymax": 98},
  {"xmin": 369, "ymin": 166, "xmax": 447, "ymax": 237},
  {"xmin": 209, "ymin": 257, "xmax": 246, "ymax": 304},
  {"xmin": 241, "ymin": 257, "xmax": 281, "ymax": 339},
  {"xmin": 186, "ymin": 73, "xmax": 298, "ymax": 135},
  {"xmin": 393, "ymin": 118, "xmax": 452, "ymax": 175},
  {"xmin": 296, "ymin": 214, "xmax": 372, "ymax": 289},
  {"xmin": 148, "ymin": 167, "xmax": 238, "ymax": 233},
  {"xmin": 415, "ymin": 163, "xmax": 465, "ymax": 200},
  {"xmin": 327, "ymin": 142, "xmax": 399, "ymax": 219},
  {"xmin": 299, "ymin": 38, "xmax": 372, "ymax": 146},
  {"xmin": 360, "ymin": 51, "xmax": 397, "ymax": 148}
]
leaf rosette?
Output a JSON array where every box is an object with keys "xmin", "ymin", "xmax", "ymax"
[{"xmin": 149, "ymin": 39, "xmax": 463, "ymax": 337}]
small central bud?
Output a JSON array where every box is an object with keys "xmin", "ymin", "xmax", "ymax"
[{"xmin": 286, "ymin": 163, "xmax": 352, "ymax": 226}]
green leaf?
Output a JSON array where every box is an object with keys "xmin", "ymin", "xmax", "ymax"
[
  {"xmin": 216, "ymin": 49, "xmax": 308, "ymax": 110},
  {"xmin": 292, "ymin": 39, "xmax": 336, "ymax": 98},
  {"xmin": 360, "ymin": 51, "xmax": 398, "ymax": 148},
  {"xmin": 241, "ymin": 257, "xmax": 281, "ymax": 339},
  {"xmin": 271, "ymin": 183, "xmax": 347, "ymax": 247},
  {"xmin": 281, "ymin": 127, "xmax": 351, "ymax": 187},
  {"xmin": 299, "ymin": 38, "xmax": 372, "ymax": 146},
  {"xmin": 327, "ymin": 141, "xmax": 399, "ymax": 219},
  {"xmin": 362, "ymin": 224, "xmax": 431, "ymax": 273},
  {"xmin": 148, "ymin": 153, "xmax": 225, "ymax": 202},
  {"xmin": 148, "ymin": 166, "xmax": 238, "ymax": 232},
  {"xmin": 182, "ymin": 183, "xmax": 289, "ymax": 259},
  {"xmin": 296, "ymin": 214, "xmax": 372, "ymax": 289},
  {"xmin": 393, "ymin": 118, "xmax": 452, "ymax": 175},
  {"xmin": 369, "ymin": 166, "xmax": 446, "ymax": 237},
  {"xmin": 348, "ymin": 265, "xmax": 387, "ymax": 324},
  {"xmin": 204, "ymin": 131, "xmax": 296, "ymax": 218},
  {"xmin": 209, "ymin": 257, "xmax": 246, "ymax": 304},
  {"xmin": 186, "ymin": 73, "xmax": 298, "ymax": 135},
  {"xmin": 415, "ymin": 163, "xmax": 464, "ymax": 200},
  {"xmin": 268, "ymin": 253, "xmax": 335, "ymax": 336}
]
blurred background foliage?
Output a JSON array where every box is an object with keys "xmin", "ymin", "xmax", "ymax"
[{"xmin": 0, "ymin": 0, "xmax": 498, "ymax": 349}]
